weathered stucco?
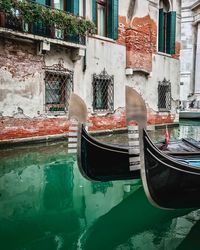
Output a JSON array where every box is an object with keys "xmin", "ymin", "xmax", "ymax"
[
  {"xmin": 180, "ymin": 0, "xmax": 200, "ymax": 101},
  {"xmin": 0, "ymin": 0, "xmax": 181, "ymax": 141}
]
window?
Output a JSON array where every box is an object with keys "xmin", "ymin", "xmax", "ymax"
[
  {"xmin": 97, "ymin": 0, "xmax": 107, "ymax": 37},
  {"xmin": 45, "ymin": 69, "xmax": 73, "ymax": 113},
  {"xmin": 92, "ymin": 69, "xmax": 114, "ymax": 112},
  {"xmin": 158, "ymin": 78, "xmax": 171, "ymax": 111},
  {"xmin": 158, "ymin": 0, "xmax": 176, "ymax": 54},
  {"xmin": 54, "ymin": 0, "xmax": 64, "ymax": 10},
  {"xmin": 92, "ymin": 0, "xmax": 118, "ymax": 39},
  {"xmin": 35, "ymin": 0, "xmax": 79, "ymax": 14}
]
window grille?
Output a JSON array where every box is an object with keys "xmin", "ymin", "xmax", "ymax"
[
  {"xmin": 44, "ymin": 62, "xmax": 73, "ymax": 113},
  {"xmin": 92, "ymin": 69, "xmax": 114, "ymax": 112},
  {"xmin": 158, "ymin": 78, "xmax": 171, "ymax": 111}
]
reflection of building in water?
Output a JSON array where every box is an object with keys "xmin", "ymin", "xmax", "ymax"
[
  {"xmin": 1, "ymin": 144, "xmax": 200, "ymax": 250},
  {"xmin": 43, "ymin": 161, "xmax": 74, "ymax": 210},
  {"xmin": 72, "ymin": 160, "xmax": 140, "ymax": 226},
  {"xmin": 115, "ymin": 210, "xmax": 200, "ymax": 250},
  {"xmin": 0, "ymin": 147, "xmax": 138, "ymax": 249},
  {"xmin": 179, "ymin": 125, "xmax": 200, "ymax": 140}
]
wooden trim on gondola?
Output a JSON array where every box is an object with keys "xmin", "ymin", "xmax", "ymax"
[{"xmin": 147, "ymin": 148, "xmax": 200, "ymax": 175}]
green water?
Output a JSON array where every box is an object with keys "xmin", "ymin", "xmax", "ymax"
[{"xmin": 1, "ymin": 121, "xmax": 200, "ymax": 250}]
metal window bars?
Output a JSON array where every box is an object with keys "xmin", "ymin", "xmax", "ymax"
[
  {"xmin": 158, "ymin": 78, "xmax": 171, "ymax": 111},
  {"xmin": 44, "ymin": 61, "xmax": 73, "ymax": 113},
  {"xmin": 92, "ymin": 69, "xmax": 114, "ymax": 112}
]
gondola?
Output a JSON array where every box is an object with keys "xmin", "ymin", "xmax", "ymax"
[
  {"xmin": 77, "ymin": 124, "xmax": 200, "ymax": 181},
  {"xmin": 141, "ymin": 129, "xmax": 200, "ymax": 209},
  {"xmin": 68, "ymin": 88, "xmax": 142, "ymax": 181},
  {"xmin": 78, "ymin": 124, "xmax": 140, "ymax": 181},
  {"xmin": 68, "ymin": 87, "xmax": 200, "ymax": 183}
]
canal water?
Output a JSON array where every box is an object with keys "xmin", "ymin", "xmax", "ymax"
[{"xmin": 1, "ymin": 120, "xmax": 200, "ymax": 250}]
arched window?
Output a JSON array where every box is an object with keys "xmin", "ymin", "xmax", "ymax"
[{"xmin": 158, "ymin": 0, "xmax": 176, "ymax": 54}]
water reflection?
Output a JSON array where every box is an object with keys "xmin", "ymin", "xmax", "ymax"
[{"xmin": 0, "ymin": 122, "xmax": 200, "ymax": 249}]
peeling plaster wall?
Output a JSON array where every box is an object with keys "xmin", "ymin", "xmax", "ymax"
[
  {"xmin": 117, "ymin": 0, "xmax": 180, "ymax": 122},
  {"xmin": 0, "ymin": 38, "xmax": 44, "ymax": 118},
  {"xmin": 0, "ymin": 0, "xmax": 181, "ymax": 141}
]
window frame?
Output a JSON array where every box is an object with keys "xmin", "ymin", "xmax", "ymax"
[
  {"xmin": 44, "ymin": 67, "xmax": 73, "ymax": 114},
  {"xmin": 96, "ymin": 0, "xmax": 108, "ymax": 37},
  {"xmin": 158, "ymin": 78, "xmax": 171, "ymax": 112},
  {"xmin": 158, "ymin": 1, "xmax": 176, "ymax": 55},
  {"xmin": 92, "ymin": 69, "xmax": 114, "ymax": 113}
]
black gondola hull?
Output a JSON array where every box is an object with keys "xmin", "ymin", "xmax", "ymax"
[
  {"xmin": 78, "ymin": 126, "xmax": 140, "ymax": 181},
  {"xmin": 143, "ymin": 130, "xmax": 200, "ymax": 209}
]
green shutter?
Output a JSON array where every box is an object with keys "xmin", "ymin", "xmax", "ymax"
[
  {"xmin": 33, "ymin": 0, "xmax": 47, "ymax": 35},
  {"xmin": 158, "ymin": 8, "xmax": 164, "ymax": 52},
  {"xmin": 92, "ymin": 0, "xmax": 97, "ymax": 24},
  {"xmin": 108, "ymin": 0, "xmax": 118, "ymax": 40},
  {"xmin": 166, "ymin": 11, "xmax": 176, "ymax": 54},
  {"xmin": 67, "ymin": 0, "xmax": 79, "ymax": 15}
]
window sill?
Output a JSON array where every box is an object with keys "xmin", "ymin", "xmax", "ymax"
[
  {"xmin": 46, "ymin": 112, "xmax": 67, "ymax": 117},
  {"xmin": 157, "ymin": 110, "xmax": 171, "ymax": 114},
  {"xmin": 156, "ymin": 52, "xmax": 173, "ymax": 58},
  {"xmin": 92, "ymin": 110, "xmax": 114, "ymax": 116},
  {"xmin": 89, "ymin": 34, "xmax": 116, "ymax": 43}
]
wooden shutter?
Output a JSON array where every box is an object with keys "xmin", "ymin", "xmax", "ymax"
[
  {"xmin": 166, "ymin": 11, "xmax": 176, "ymax": 54},
  {"xmin": 67, "ymin": 0, "xmax": 79, "ymax": 15},
  {"xmin": 92, "ymin": 0, "xmax": 97, "ymax": 24},
  {"xmin": 108, "ymin": 0, "xmax": 118, "ymax": 40},
  {"xmin": 158, "ymin": 8, "xmax": 164, "ymax": 52}
]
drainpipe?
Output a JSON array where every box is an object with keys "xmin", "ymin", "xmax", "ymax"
[
  {"xmin": 192, "ymin": 23, "xmax": 197, "ymax": 95},
  {"xmin": 83, "ymin": 0, "xmax": 87, "ymax": 72},
  {"xmin": 194, "ymin": 22, "xmax": 200, "ymax": 99}
]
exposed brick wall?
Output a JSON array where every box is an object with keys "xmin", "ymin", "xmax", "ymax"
[
  {"xmin": 0, "ymin": 117, "xmax": 70, "ymax": 140},
  {"xmin": 172, "ymin": 41, "xmax": 181, "ymax": 59},
  {"xmin": 118, "ymin": 15, "xmax": 157, "ymax": 73},
  {"xmin": 148, "ymin": 114, "xmax": 175, "ymax": 125},
  {"xmin": 0, "ymin": 112, "xmax": 175, "ymax": 141},
  {"xmin": 118, "ymin": 15, "xmax": 180, "ymax": 71},
  {"xmin": 0, "ymin": 37, "xmax": 44, "ymax": 80},
  {"xmin": 88, "ymin": 109, "xmax": 126, "ymax": 131}
]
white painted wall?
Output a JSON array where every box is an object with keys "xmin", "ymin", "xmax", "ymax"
[
  {"xmin": 180, "ymin": 0, "xmax": 200, "ymax": 101},
  {"xmin": 0, "ymin": 0, "xmax": 181, "ymax": 120}
]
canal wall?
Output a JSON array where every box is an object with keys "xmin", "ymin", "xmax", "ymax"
[{"xmin": 0, "ymin": 0, "xmax": 181, "ymax": 142}]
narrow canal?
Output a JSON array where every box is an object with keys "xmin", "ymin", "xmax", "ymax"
[{"xmin": 1, "ymin": 120, "xmax": 200, "ymax": 250}]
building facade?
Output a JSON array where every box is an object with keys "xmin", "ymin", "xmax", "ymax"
[
  {"xmin": 0, "ymin": 0, "xmax": 181, "ymax": 141},
  {"xmin": 180, "ymin": 0, "xmax": 200, "ymax": 106}
]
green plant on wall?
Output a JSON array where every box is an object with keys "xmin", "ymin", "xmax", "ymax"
[{"xmin": 0, "ymin": 0, "xmax": 96, "ymax": 35}]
